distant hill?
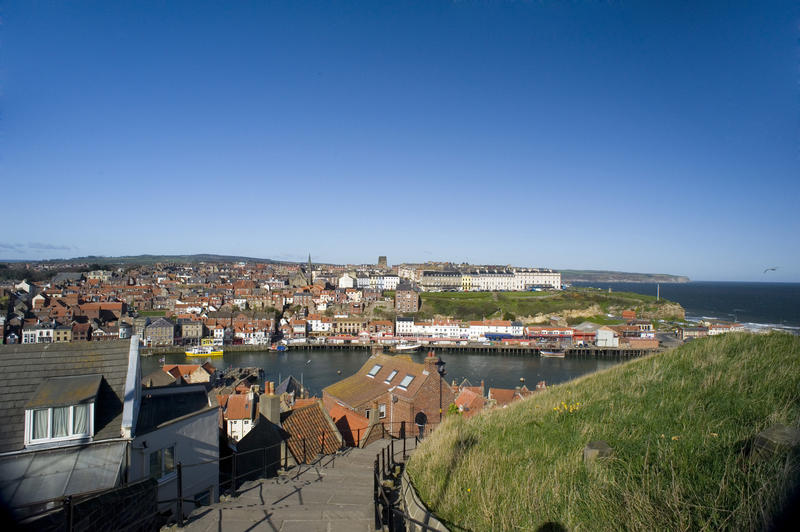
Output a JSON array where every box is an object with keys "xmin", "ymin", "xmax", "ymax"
[
  {"xmin": 38, "ymin": 254, "xmax": 288, "ymax": 266},
  {"xmin": 561, "ymin": 269, "xmax": 690, "ymax": 283}
]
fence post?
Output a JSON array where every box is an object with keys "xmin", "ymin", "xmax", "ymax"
[
  {"xmin": 177, "ymin": 462, "xmax": 184, "ymax": 527},
  {"xmin": 263, "ymin": 446, "xmax": 268, "ymax": 478},
  {"xmin": 321, "ymin": 431, "xmax": 326, "ymax": 454},
  {"xmin": 302, "ymin": 438, "xmax": 306, "ymax": 464},
  {"xmin": 381, "ymin": 422, "xmax": 385, "ymax": 439},
  {"xmin": 65, "ymin": 495, "xmax": 74, "ymax": 532},
  {"xmin": 284, "ymin": 439, "xmax": 288, "ymax": 470}
]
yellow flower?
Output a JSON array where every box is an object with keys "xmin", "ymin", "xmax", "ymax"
[
  {"xmin": 660, "ymin": 434, "xmax": 665, "ymax": 438},
  {"xmin": 467, "ymin": 488, "xmax": 471, "ymax": 493},
  {"xmin": 671, "ymin": 436, "xmax": 680, "ymax": 441},
  {"xmin": 710, "ymin": 433, "xmax": 718, "ymax": 437}
]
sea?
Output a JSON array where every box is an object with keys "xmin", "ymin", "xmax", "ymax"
[{"xmin": 572, "ymin": 281, "xmax": 800, "ymax": 331}]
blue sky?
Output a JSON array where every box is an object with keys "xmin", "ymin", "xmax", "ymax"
[{"xmin": 1, "ymin": 1, "xmax": 798, "ymax": 281}]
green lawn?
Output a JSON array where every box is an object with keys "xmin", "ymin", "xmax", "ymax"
[{"xmin": 407, "ymin": 333, "xmax": 800, "ymax": 531}]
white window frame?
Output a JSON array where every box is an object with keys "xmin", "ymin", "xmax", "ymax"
[
  {"xmin": 24, "ymin": 403, "xmax": 94, "ymax": 446},
  {"xmin": 379, "ymin": 404, "xmax": 387, "ymax": 419},
  {"xmin": 384, "ymin": 370, "xmax": 398, "ymax": 384},
  {"xmin": 367, "ymin": 364, "xmax": 382, "ymax": 378}
]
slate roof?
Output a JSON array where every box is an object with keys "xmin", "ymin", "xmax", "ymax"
[
  {"xmin": 323, "ymin": 354, "xmax": 432, "ymax": 409},
  {"xmin": 0, "ymin": 340, "xmax": 133, "ymax": 453},
  {"xmin": 136, "ymin": 386, "xmax": 212, "ymax": 435},
  {"xmin": 275, "ymin": 376, "xmax": 303, "ymax": 397}
]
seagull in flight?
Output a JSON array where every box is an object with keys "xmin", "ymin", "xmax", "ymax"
[{"xmin": 763, "ymin": 267, "xmax": 778, "ymax": 274}]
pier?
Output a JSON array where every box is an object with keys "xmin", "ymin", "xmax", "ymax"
[{"xmin": 142, "ymin": 342, "xmax": 650, "ymax": 359}]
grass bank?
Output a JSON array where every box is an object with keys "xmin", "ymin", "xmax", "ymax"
[
  {"xmin": 407, "ymin": 333, "xmax": 800, "ymax": 531},
  {"xmin": 416, "ymin": 287, "xmax": 681, "ymax": 322}
]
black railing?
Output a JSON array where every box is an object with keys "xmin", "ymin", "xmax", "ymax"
[{"xmin": 13, "ymin": 420, "xmax": 426, "ymax": 531}]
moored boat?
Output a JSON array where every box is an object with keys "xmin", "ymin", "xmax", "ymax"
[
  {"xmin": 391, "ymin": 343, "xmax": 421, "ymax": 353},
  {"xmin": 540, "ymin": 346, "xmax": 566, "ymax": 358},
  {"xmin": 185, "ymin": 345, "xmax": 224, "ymax": 357}
]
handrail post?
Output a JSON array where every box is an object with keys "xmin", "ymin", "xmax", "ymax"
[
  {"xmin": 373, "ymin": 457, "xmax": 381, "ymax": 529},
  {"xmin": 302, "ymin": 438, "xmax": 306, "ymax": 464},
  {"xmin": 402, "ymin": 421, "xmax": 407, "ymax": 459},
  {"xmin": 232, "ymin": 453, "xmax": 238, "ymax": 493},
  {"xmin": 65, "ymin": 495, "xmax": 74, "ymax": 532},
  {"xmin": 321, "ymin": 431, "xmax": 326, "ymax": 454},
  {"xmin": 263, "ymin": 446, "xmax": 268, "ymax": 478},
  {"xmin": 284, "ymin": 439, "xmax": 288, "ymax": 470},
  {"xmin": 177, "ymin": 462, "xmax": 184, "ymax": 527}
]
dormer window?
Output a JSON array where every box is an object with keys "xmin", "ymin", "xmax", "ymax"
[
  {"xmin": 384, "ymin": 370, "xmax": 398, "ymax": 384},
  {"xmin": 398, "ymin": 375, "xmax": 414, "ymax": 390},
  {"xmin": 25, "ymin": 375, "xmax": 99, "ymax": 446},
  {"xmin": 367, "ymin": 364, "xmax": 382, "ymax": 378}
]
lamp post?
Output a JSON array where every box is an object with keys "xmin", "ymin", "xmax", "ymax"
[{"xmin": 435, "ymin": 355, "xmax": 446, "ymax": 422}]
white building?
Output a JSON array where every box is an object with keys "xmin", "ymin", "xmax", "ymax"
[
  {"xmin": 338, "ymin": 274, "xmax": 355, "ymax": 289},
  {"xmin": 395, "ymin": 317, "xmax": 414, "ymax": 336},
  {"xmin": 411, "ymin": 319, "xmax": 468, "ymax": 339},
  {"xmin": 595, "ymin": 327, "xmax": 619, "ymax": 347}
]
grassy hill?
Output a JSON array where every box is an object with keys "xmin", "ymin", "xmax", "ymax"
[
  {"xmin": 416, "ymin": 287, "xmax": 684, "ymax": 322},
  {"xmin": 407, "ymin": 333, "xmax": 800, "ymax": 531}
]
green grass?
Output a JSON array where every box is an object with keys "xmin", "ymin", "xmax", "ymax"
[
  {"xmin": 417, "ymin": 288, "xmax": 677, "ymax": 322},
  {"xmin": 407, "ymin": 333, "xmax": 800, "ymax": 531}
]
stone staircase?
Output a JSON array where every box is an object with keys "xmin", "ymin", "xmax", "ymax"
[{"xmin": 178, "ymin": 441, "xmax": 406, "ymax": 532}]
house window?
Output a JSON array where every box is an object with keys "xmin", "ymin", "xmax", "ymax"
[
  {"xmin": 379, "ymin": 404, "xmax": 386, "ymax": 418},
  {"xmin": 367, "ymin": 364, "xmax": 382, "ymax": 378},
  {"xmin": 398, "ymin": 375, "xmax": 415, "ymax": 390},
  {"xmin": 384, "ymin": 370, "xmax": 398, "ymax": 384},
  {"xmin": 27, "ymin": 403, "xmax": 93, "ymax": 444},
  {"xmin": 149, "ymin": 446, "xmax": 176, "ymax": 481}
]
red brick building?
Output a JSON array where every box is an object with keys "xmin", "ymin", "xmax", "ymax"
[{"xmin": 322, "ymin": 351, "xmax": 454, "ymax": 437}]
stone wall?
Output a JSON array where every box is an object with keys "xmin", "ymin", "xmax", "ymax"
[{"xmin": 400, "ymin": 469, "xmax": 449, "ymax": 532}]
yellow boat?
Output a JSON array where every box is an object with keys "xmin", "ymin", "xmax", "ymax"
[{"xmin": 186, "ymin": 339, "xmax": 224, "ymax": 357}]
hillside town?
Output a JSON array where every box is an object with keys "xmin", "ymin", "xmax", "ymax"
[{"xmin": 1, "ymin": 257, "xmax": 744, "ymax": 350}]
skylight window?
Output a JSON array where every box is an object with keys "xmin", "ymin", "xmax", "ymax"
[
  {"xmin": 384, "ymin": 370, "xmax": 398, "ymax": 384},
  {"xmin": 367, "ymin": 364, "xmax": 382, "ymax": 378},
  {"xmin": 398, "ymin": 375, "xmax": 414, "ymax": 389}
]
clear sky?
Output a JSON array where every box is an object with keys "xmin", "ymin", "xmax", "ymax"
[{"xmin": 2, "ymin": 1, "xmax": 798, "ymax": 281}]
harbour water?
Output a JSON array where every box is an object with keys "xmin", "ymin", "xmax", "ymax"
[
  {"xmin": 573, "ymin": 281, "xmax": 800, "ymax": 330},
  {"xmin": 141, "ymin": 348, "xmax": 622, "ymax": 398}
]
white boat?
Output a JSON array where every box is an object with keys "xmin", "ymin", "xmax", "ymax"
[{"xmin": 391, "ymin": 343, "xmax": 421, "ymax": 352}]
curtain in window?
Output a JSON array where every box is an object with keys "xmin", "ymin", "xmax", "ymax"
[
  {"xmin": 33, "ymin": 409, "xmax": 49, "ymax": 439},
  {"xmin": 53, "ymin": 406, "xmax": 69, "ymax": 437},
  {"xmin": 73, "ymin": 404, "xmax": 88, "ymax": 435}
]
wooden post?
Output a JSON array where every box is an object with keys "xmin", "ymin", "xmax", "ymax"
[
  {"xmin": 302, "ymin": 438, "xmax": 307, "ymax": 464},
  {"xmin": 232, "ymin": 453, "xmax": 238, "ymax": 492}
]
